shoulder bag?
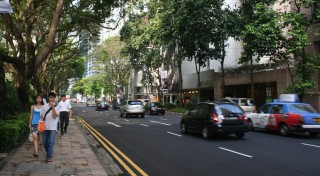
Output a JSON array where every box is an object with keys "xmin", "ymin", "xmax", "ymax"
[{"xmin": 37, "ymin": 107, "xmax": 52, "ymax": 132}]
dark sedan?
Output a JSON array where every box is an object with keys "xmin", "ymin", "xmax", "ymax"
[
  {"xmin": 96, "ymin": 101, "xmax": 110, "ymax": 111},
  {"xmin": 180, "ymin": 102, "xmax": 249, "ymax": 139},
  {"xmin": 145, "ymin": 102, "xmax": 165, "ymax": 115}
]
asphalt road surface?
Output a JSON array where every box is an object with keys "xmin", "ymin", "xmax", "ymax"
[{"xmin": 72, "ymin": 103, "xmax": 320, "ymax": 176}]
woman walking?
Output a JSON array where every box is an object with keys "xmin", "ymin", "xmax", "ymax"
[{"xmin": 29, "ymin": 94, "xmax": 43, "ymax": 157}]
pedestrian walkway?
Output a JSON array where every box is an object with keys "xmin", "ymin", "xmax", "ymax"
[{"xmin": 0, "ymin": 118, "xmax": 121, "ymax": 176}]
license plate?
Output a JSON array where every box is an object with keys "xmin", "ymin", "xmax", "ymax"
[{"xmin": 313, "ymin": 118, "xmax": 320, "ymax": 123}]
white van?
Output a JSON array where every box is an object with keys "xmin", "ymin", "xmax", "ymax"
[
  {"xmin": 219, "ymin": 97, "xmax": 256, "ymax": 113},
  {"xmin": 86, "ymin": 96, "xmax": 96, "ymax": 107}
]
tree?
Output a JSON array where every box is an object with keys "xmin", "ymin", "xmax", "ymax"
[
  {"xmin": 237, "ymin": 1, "xmax": 285, "ymax": 99},
  {"xmin": 278, "ymin": 0, "xmax": 320, "ymax": 100},
  {"xmin": 120, "ymin": 1, "xmax": 171, "ymax": 102},
  {"xmin": 158, "ymin": 0, "xmax": 223, "ymax": 102},
  {"xmin": 0, "ymin": 0, "xmax": 122, "ymax": 111},
  {"xmin": 210, "ymin": 3, "xmax": 239, "ymax": 97},
  {"xmin": 38, "ymin": 41, "xmax": 85, "ymax": 96},
  {"xmin": 94, "ymin": 36, "xmax": 132, "ymax": 98}
]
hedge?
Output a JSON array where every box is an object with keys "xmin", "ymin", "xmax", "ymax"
[{"xmin": 0, "ymin": 113, "xmax": 29, "ymax": 152}]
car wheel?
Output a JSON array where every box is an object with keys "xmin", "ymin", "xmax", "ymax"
[
  {"xmin": 310, "ymin": 132, "xmax": 319, "ymax": 138},
  {"xmin": 279, "ymin": 123, "xmax": 289, "ymax": 136},
  {"xmin": 248, "ymin": 119, "xmax": 254, "ymax": 131},
  {"xmin": 162, "ymin": 112, "xmax": 165, "ymax": 115},
  {"xmin": 120, "ymin": 112, "xmax": 123, "ymax": 117},
  {"xmin": 181, "ymin": 123, "xmax": 188, "ymax": 134},
  {"xmin": 141, "ymin": 113, "xmax": 145, "ymax": 118},
  {"xmin": 202, "ymin": 127, "xmax": 211, "ymax": 139},
  {"xmin": 235, "ymin": 133, "xmax": 245, "ymax": 139},
  {"xmin": 125, "ymin": 113, "xmax": 129, "ymax": 118}
]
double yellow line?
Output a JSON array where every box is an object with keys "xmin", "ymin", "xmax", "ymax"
[{"xmin": 76, "ymin": 117, "xmax": 148, "ymax": 176}]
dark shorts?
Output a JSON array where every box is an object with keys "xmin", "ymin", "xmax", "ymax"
[{"xmin": 31, "ymin": 124, "xmax": 41, "ymax": 134}]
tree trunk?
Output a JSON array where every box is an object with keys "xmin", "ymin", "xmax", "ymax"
[
  {"xmin": 178, "ymin": 59, "xmax": 183, "ymax": 106},
  {"xmin": 250, "ymin": 56, "xmax": 254, "ymax": 100},
  {"xmin": 0, "ymin": 60, "xmax": 6, "ymax": 118},
  {"xmin": 16, "ymin": 64, "xmax": 29, "ymax": 111},
  {"xmin": 195, "ymin": 59, "xmax": 201, "ymax": 102},
  {"xmin": 221, "ymin": 46, "xmax": 226, "ymax": 98}
]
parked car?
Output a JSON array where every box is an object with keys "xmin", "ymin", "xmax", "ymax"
[
  {"xmin": 180, "ymin": 102, "xmax": 249, "ymax": 139},
  {"xmin": 96, "ymin": 101, "xmax": 110, "ymax": 111},
  {"xmin": 219, "ymin": 97, "xmax": 256, "ymax": 113},
  {"xmin": 120, "ymin": 100, "xmax": 145, "ymax": 118},
  {"xmin": 145, "ymin": 102, "xmax": 165, "ymax": 115},
  {"xmin": 247, "ymin": 101, "xmax": 320, "ymax": 137}
]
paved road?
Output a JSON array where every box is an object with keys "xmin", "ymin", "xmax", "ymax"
[{"xmin": 72, "ymin": 103, "xmax": 320, "ymax": 176}]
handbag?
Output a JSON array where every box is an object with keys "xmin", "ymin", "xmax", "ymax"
[
  {"xmin": 37, "ymin": 107, "xmax": 53, "ymax": 132},
  {"xmin": 29, "ymin": 128, "xmax": 33, "ymax": 142}
]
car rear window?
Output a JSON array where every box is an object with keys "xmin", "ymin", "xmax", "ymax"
[
  {"xmin": 128, "ymin": 101, "xmax": 142, "ymax": 105},
  {"xmin": 239, "ymin": 99, "xmax": 254, "ymax": 106},
  {"xmin": 151, "ymin": 102, "xmax": 160, "ymax": 107},
  {"xmin": 288, "ymin": 104, "xmax": 317, "ymax": 113},
  {"xmin": 215, "ymin": 104, "xmax": 244, "ymax": 115}
]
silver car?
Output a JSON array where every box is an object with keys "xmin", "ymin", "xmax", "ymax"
[{"xmin": 119, "ymin": 100, "xmax": 145, "ymax": 118}]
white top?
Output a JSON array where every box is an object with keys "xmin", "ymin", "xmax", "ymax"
[
  {"xmin": 40, "ymin": 104, "xmax": 60, "ymax": 131},
  {"xmin": 58, "ymin": 100, "xmax": 72, "ymax": 112}
]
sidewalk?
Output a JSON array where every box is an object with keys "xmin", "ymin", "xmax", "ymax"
[{"xmin": 0, "ymin": 118, "xmax": 122, "ymax": 176}]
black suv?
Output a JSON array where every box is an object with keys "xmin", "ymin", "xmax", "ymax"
[{"xmin": 180, "ymin": 102, "xmax": 249, "ymax": 139}]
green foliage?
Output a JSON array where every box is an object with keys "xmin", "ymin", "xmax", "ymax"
[
  {"xmin": 284, "ymin": 56, "xmax": 318, "ymax": 96},
  {"xmin": 72, "ymin": 76, "xmax": 105, "ymax": 97},
  {"xmin": 94, "ymin": 36, "xmax": 132, "ymax": 96},
  {"xmin": 120, "ymin": 1, "xmax": 173, "ymax": 88},
  {"xmin": 238, "ymin": 2, "xmax": 284, "ymax": 63},
  {"xmin": 164, "ymin": 102, "xmax": 175, "ymax": 110},
  {"xmin": 169, "ymin": 107, "xmax": 188, "ymax": 114},
  {"xmin": 0, "ymin": 113, "xmax": 29, "ymax": 152}
]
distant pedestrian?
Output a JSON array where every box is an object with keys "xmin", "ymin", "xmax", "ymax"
[
  {"xmin": 41, "ymin": 92, "xmax": 60, "ymax": 162},
  {"xmin": 29, "ymin": 94, "xmax": 44, "ymax": 157},
  {"xmin": 58, "ymin": 94, "xmax": 72, "ymax": 135}
]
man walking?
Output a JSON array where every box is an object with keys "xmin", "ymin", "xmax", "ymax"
[
  {"xmin": 41, "ymin": 92, "xmax": 60, "ymax": 162},
  {"xmin": 58, "ymin": 94, "xmax": 72, "ymax": 135}
]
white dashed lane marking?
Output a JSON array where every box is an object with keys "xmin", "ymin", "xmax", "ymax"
[
  {"xmin": 160, "ymin": 118, "xmax": 168, "ymax": 121},
  {"xmin": 149, "ymin": 120, "xmax": 171, "ymax": 126},
  {"xmin": 301, "ymin": 143, "xmax": 320, "ymax": 148},
  {"xmin": 140, "ymin": 124, "xmax": 149, "ymax": 127},
  {"xmin": 167, "ymin": 132, "xmax": 182, "ymax": 137},
  {"xmin": 107, "ymin": 122, "xmax": 121, "ymax": 127},
  {"xmin": 124, "ymin": 119, "xmax": 130, "ymax": 122},
  {"xmin": 219, "ymin": 147, "xmax": 253, "ymax": 158}
]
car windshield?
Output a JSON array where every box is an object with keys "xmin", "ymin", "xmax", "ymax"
[
  {"xmin": 215, "ymin": 104, "xmax": 243, "ymax": 115},
  {"xmin": 288, "ymin": 104, "xmax": 317, "ymax": 113},
  {"xmin": 128, "ymin": 101, "xmax": 142, "ymax": 105}
]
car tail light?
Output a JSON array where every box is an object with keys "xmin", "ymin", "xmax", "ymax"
[
  {"xmin": 243, "ymin": 114, "xmax": 248, "ymax": 122},
  {"xmin": 211, "ymin": 113, "xmax": 219, "ymax": 123},
  {"xmin": 298, "ymin": 116, "xmax": 304, "ymax": 124}
]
